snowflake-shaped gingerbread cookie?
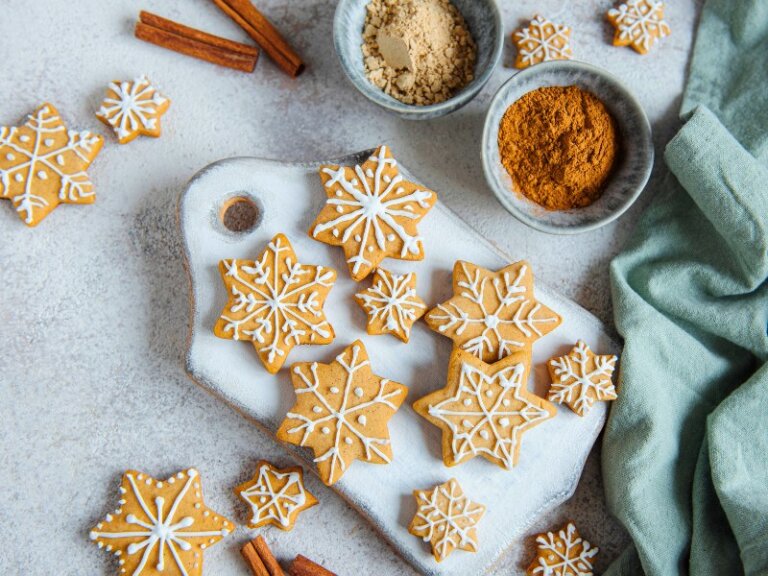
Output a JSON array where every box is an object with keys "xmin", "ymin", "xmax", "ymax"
[
  {"xmin": 527, "ymin": 521, "xmax": 599, "ymax": 576},
  {"xmin": 309, "ymin": 145, "xmax": 437, "ymax": 282},
  {"xmin": 414, "ymin": 348, "xmax": 556, "ymax": 469},
  {"xmin": 235, "ymin": 460, "xmax": 318, "ymax": 531},
  {"xmin": 355, "ymin": 268, "xmax": 427, "ymax": 342},
  {"xmin": 607, "ymin": 0, "xmax": 670, "ymax": 55},
  {"xmin": 97, "ymin": 75, "xmax": 170, "ymax": 144},
  {"xmin": 409, "ymin": 478, "xmax": 486, "ymax": 563},
  {"xmin": 547, "ymin": 340, "xmax": 617, "ymax": 417},
  {"xmin": 425, "ymin": 260, "xmax": 561, "ymax": 363},
  {"xmin": 214, "ymin": 233, "xmax": 337, "ymax": 374},
  {"xmin": 0, "ymin": 103, "xmax": 103, "ymax": 226},
  {"xmin": 277, "ymin": 340, "xmax": 408, "ymax": 485},
  {"xmin": 89, "ymin": 468, "xmax": 232, "ymax": 576},
  {"xmin": 513, "ymin": 14, "xmax": 573, "ymax": 69}
]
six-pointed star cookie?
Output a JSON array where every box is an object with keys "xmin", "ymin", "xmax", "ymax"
[
  {"xmin": 97, "ymin": 75, "xmax": 170, "ymax": 144},
  {"xmin": 414, "ymin": 348, "xmax": 556, "ymax": 469},
  {"xmin": 214, "ymin": 233, "xmax": 337, "ymax": 374},
  {"xmin": 309, "ymin": 145, "xmax": 437, "ymax": 282},
  {"xmin": 0, "ymin": 103, "xmax": 103, "ymax": 226},
  {"xmin": 527, "ymin": 521, "xmax": 599, "ymax": 576},
  {"xmin": 512, "ymin": 14, "xmax": 573, "ymax": 69},
  {"xmin": 277, "ymin": 340, "xmax": 408, "ymax": 485},
  {"xmin": 607, "ymin": 0, "xmax": 670, "ymax": 55},
  {"xmin": 547, "ymin": 340, "xmax": 618, "ymax": 417},
  {"xmin": 235, "ymin": 460, "xmax": 318, "ymax": 531},
  {"xmin": 425, "ymin": 260, "xmax": 561, "ymax": 363},
  {"xmin": 408, "ymin": 478, "xmax": 486, "ymax": 563},
  {"xmin": 355, "ymin": 268, "xmax": 427, "ymax": 342},
  {"xmin": 89, "ymin": 468, "xmax": 232, "ymax": 576}
]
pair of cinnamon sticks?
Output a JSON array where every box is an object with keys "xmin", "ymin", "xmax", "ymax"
[{"xmin": 242, "ymin": 536, "xmax": 337, "ymax": 576}]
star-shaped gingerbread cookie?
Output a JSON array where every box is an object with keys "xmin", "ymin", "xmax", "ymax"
[
  {"xmin": 235, "ymin": 460, "xmax": 318, "ymax": 531},
  {"xmin": 97, "ymin": 75, "xmax": 170, "ymax": 144},
  {"xmin": 547, "ymin": 340, "xmax": 617, "ymax": 417},
  {"xmin": 512, "ymin": 14, "xmax": 573, "ymax": 69},
  {"xmin": 214, "ymin": 233, "xmax": 337, "ymax": 374},
  {"xmin": 89, "ymin": 468, "xmax": 232, "ymax": 576},
  {"xmin": 607, "ymin": 0, "xmax": 670, "ymax": 55},
  {"xmin": 425, "ymin": 260, "xmax": 561, "ymax": 363},
  {"xmin": 414, "ymin": 348, "xmax": 556, "ymax": 469},
  {"xmin": 355, "ymin": 268, "xmax": 427, "ymax": 342},
  {"xmin": 277, "ymin": 340, "xmax": 408, "ymax": 485},
  {"xmin": 0, "ymin": 103, "xmax": 103, "ymax": 226},
  {"xmin": 527, "ymin": 521, "xmax": 599, "ymax": 576},
  {"xmin": 309, "ymin": 145, "xmax": 437, "ymax": 282}
]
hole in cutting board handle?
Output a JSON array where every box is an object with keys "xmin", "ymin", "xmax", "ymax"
[{"xmin": 220, "ymin": 195, "xmax": 261, "ymax": 234}]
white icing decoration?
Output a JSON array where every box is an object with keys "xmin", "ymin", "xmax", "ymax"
[
  {"xmin": 608, "ymin": 0, "xmax": 670, "ymax": 53},
  {"xmin": 355, "ymin": 269, "xmax": 426, "ymax": 340},
  {"xmin": 548, "ymin": 340, "xmax": 617, "ymax": 416},
  {"xmin": 513, "ymin": 15, "xmax": 572, "ymax": 67},
  {"xmin": 531, "ymin": 522, "xmax": 599, "ymax": 575},
  {"xmin": 239, "ymin": 463, "xmax": 312, "ymax": 528},
  {"xmin": 96, "ymin": 75, "xmax": 169, "ymax": 141}
]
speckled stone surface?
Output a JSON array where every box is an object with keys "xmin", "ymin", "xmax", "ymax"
[{"xmin": 0, "ymin": 1, "xmax": 701, "ymax": 574}]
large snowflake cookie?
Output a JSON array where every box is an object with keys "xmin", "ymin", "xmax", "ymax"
[
  {"xmin": 0, "ymin": 103, "xmax": 103, "ymax": 226},
  {"xmin": 354, "ymin": 268, "xmax": 427, "ymax": 342},
  {"xmin": 97, "ymin": 75, "xmax": 170, "ymax": 144},
  {"xmin": 512, "ymin": 14, "xmax": 573, "ymax": 69},
  {"xmin": 309, "ymin": 145, "xmax": 437, "ymax": 282},
  {"xmin": 89, "ymin": 468, "xmax": 232, "ymax": 576},
  {"xmin": 235, "ymin": 460, "xmax": 318, "ymax": 531},
  {"xmin": 414, "ymin": 348, "xmax": 556, "ymax": 469},
  {"xmin": 547, "ymin": 340, "xmax": 617, "ymax": 417},
  {"xmin": 213, "ymin": 233, "xmax": 337, "ymax": 374},
  {"xmin": 607, "ymin": 0, "xmax": 670, "ymax": 55},
  {"xmin": 425, "ymin": 260, "xmax": 561, "ymax": 363},
  {"xmin": 408, "ymin": 478, "xmax": 486, "ymax": 563},
  {"xmin": 527, "ymin": 521, "xmax": 598, "ymax": 576},
  {"xmin": 277, "ymin": 340, "xmax": 408, "ymax": 485}
]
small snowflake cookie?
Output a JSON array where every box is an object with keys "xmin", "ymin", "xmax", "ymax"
[
  {"xmin": 277, "ymin": 339, "xmax": 408, "ymax": 485},
  {"xmin": 355, "ymin": 268, "xmax": 427, "ymax": 342},
  {"xmin": 425, "ymin": 260, "xmax": 562, "ymax": 363},
  {"xmin": 409, "ymin": 478, "xmax": 486, "ymax": 563},
  {"xmin": 547, "ymin": 340, "xmax": 617, "ymax": 417},
  {"xmin": 0, "ymin": 103, "xmax": 103, "ymax": 226},
  {"xmin": 213, "ymin": 233, "xmax": 337, "ymax": 374},
  {"xmin": 309, "ymin": 145, "xmax": 437, "ymax": 282},
  {"xmin": 527, "ymin": 521, "xmax": 598, "ymax": 576},
  {"xmin": 235, "ymin": 460, "xmax": 318, "ymax": 531},
  {"xmin": 89, "ymin": 468, "xmax": 232, "ymax": 576},
  {"xmin": 607, "ymin": 0, "xmax": 670, "ymax": 55},
  {"xmin": 96, "ymin": 75, "xmax": 170, "ymax": 144},
  {"xmin": 512, "ymin": 14, "xmax": 573, "ymax": 69},
  {"xmin": 414, "ymin": 348, "xmax": 556, "ymax": 469}
]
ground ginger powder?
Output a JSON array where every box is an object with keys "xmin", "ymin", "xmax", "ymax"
[{"xmin": 498, "ymin": 86, "xmax": 618, "ymax": 211}]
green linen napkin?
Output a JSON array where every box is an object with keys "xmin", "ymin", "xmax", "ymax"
[{"xmin": 603, "ymin": 1, "xmax": 768, "ymax": 575}]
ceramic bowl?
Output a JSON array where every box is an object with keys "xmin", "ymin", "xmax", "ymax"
[
  {"xmin": 333, "ymin": 0, "xmax": 504, "ymax": 120},
  {"xmin": 482, "ymin": 60, "xmax": 654, "ymax": 234}
]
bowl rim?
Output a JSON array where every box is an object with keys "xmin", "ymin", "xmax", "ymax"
[
  {"xmin": 332, "ymin": 0, "xmax": 505, "ymax": 116},
  {"xmin": 481, "ymin": 60, "xmax": 654, "ymax": 235}
]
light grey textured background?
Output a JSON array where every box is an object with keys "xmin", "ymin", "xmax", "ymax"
[{"xmin": 0, "ymin": 1, "xmax": 701, "ymax": 574}]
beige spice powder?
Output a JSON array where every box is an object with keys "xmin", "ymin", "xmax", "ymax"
[{"xmin": 362, "ymin": 0, "xmax": 477, "ymax": 106}]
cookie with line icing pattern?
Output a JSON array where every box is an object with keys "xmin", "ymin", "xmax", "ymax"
[
  {"xmin": 354, "ymin": 268, "xmax": 427, "ymax": 342},
  {"xmin": 527, "ymin": 521, "xmax": 599, "ymax": 576},
  {"xmin": 607, "ymin": 0, "xmax": 670, "ymax": 55},
  {"xmin": 96, "ymin": 75, "xmax": 170, "ymax": 144},
  {"xmin": 512, "ymin": 14, "xmax": 573, "ymax": 69}
]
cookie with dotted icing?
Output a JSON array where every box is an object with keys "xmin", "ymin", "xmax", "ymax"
[
  {"xmin": 0, "ymin": 103, "xmax": 103, "ymax": 226},
  {"xmin": 354, "ymin": 268, "xmax": 427, "ymax": 342},
  {"xmin": 235, "ymin": 460, "xmax": 318, "ymax": 531},
  {"xmin": 89, "ymin": 468, "xmax": 232, "ymax": 576},
  {"xmin": 276, "ymin": 339, "xmax": 408, "ymax": 485},
  {"xmin": 527, "ymin": 521, "xmax": 599, "ymax": 576},
  {"xmin": 309, "ymin": 145, "xmax": 437, "ymax": 282},
  {"xmin": 607, "ymin": 0, "xmax": 670, "ymax": 55},
  {"xmin": 512, "ymin": 14, "xmax": 573, "ymax": 69},
  {"xmin": 96, "ymin": 75, "xmax": 170, "ymax": 144}
]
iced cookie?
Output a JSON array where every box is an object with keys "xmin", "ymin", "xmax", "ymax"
[
  {"xmin": 277, "ymin": 340, "xmax": 407, "ymax": 485},
  {"xmin": 527, "ymin": 521, "xmax": 598, "ymax": 576},
  {"xmin": 607, "ymin": 0, "xmax": 670, "ymax": 55},
  {"xmin": 309, "ymin": 145, "xmax": 437, "ymax": 282},
  {"xmin": 547, "ymin": 340, "xmax": 617, "ymax": 417},
  {"xmin": 89, "ymin": 468, "xmax": 232, "ymax": 576},
  {"xmin": 413, "ymin": 348, "xmax": 556, "ymax": 469},
  {"xmin": 512, "ymin": 15, "xmax": 573, "ymax": 69},
  {"xmin": 213, "ymin": 233, "xmax": 337, "ymax": 374},
  {"xmin": 0, "ymin": 103, "xmax": 103, "ymax": 226},
  {"xmin": 425, "ymin": 260, "xmax": 561, "ymax": 363},
  {"xmin": 235, "ymin": 460, "xmax": 318, "ymax": 531},
  {"xmin": 97, "ymin": 75, "xmax": 170, "ymax": 144},
  {"xmin": 408, "ymin": 478, "xmax": 486, "ymax": 563},
  {"xmin": 354, "ymin": 268, "xmax": 427, "ymax": 343}
]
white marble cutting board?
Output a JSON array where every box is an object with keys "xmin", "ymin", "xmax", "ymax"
[{"xmin": 180, "ymin": 151, "xmax": 618, "ymax": 576}]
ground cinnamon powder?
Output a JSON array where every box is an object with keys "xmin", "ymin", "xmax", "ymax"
[{"xmin": 498, "ymin": 85, "xmax": 618, "ymax": 210}]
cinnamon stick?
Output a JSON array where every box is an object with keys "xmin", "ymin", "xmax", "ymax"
[
  {"xmin": 135, "ymin": 11, "xmax": 259, "ymax": 73},
  {"xmin": 290, "ymin": 555, "xmax": 337, "ymax": 576},
  {"xmin": 210, "ymin": 0, "xmax": 305, "ymax": 77},
  {"xmin": 241, "ymin": 536, "xmax": 285, "ymax": 576},
  {"xmin": 241, "ymin": 538, "xmax": 270, "ymax": 576}
]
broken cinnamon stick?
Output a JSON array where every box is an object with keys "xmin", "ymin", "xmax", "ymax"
[
  {"xmin": 242, "ymin": 536, "xmax": 285, "ymax": 576},
  {"xmin": 290, "ymin": 555, "xmax": 337, "ymax": 576},
  {"xmin": 210, "ymin": 0, "xmax": 304, "ymax": 77}
]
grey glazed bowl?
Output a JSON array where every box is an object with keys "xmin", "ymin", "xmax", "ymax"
[
  {"xmin": 333, "ymin": 0, "xmax": 503, "ymax": 120},
  {"xmin": 482, "ymin": 60, "xmax": 654, "ymax": 234}
]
